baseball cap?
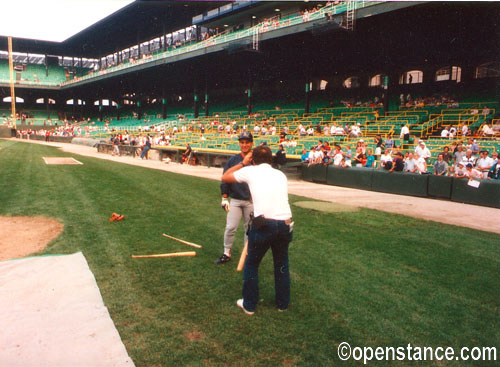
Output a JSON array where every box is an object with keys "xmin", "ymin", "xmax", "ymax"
[
  {"xmin": 457, "ymin": 162, "xmax": 464, "ymax": 166},
  {"xmin": 466, "ymin": 163, "xmax": 473, "ymax": 168},
  {"xmin": 238, "ymin": 132, "xmax": 253, "ymax": 141}
]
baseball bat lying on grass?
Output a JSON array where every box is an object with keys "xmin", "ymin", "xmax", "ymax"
[
  {"xmin": 132, "ymin": 251, "xmax": 196, "ymax": 259},
  {"xmin": 162, "ymin": 233, "xmax": 202, "ymax": 249}
]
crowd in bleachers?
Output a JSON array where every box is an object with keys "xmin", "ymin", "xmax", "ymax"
[{"xmin": 302, "ymin": 134, "xmax": 500, "ymax": 180}]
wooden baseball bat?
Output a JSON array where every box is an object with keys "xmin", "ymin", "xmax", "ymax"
[
  {"xmin": 162, "ymin": 233, "xmax": 202, "ymax": 249},
  {"xmin": 237, "ymin": 240, "xmax": 248, "ymax": 272},
  {"xmin": 132, "ymin": 251, "xmax": 196, "ymax": 259}
]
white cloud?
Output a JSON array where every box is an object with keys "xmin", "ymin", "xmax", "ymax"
[{"xmin": 0, "ymin": 0, "xmax": 134, "ymax": 42}]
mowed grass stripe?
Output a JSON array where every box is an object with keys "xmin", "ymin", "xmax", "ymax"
[{"xmin": 0, "ymin": 140, "xmax": 498, "ymax": 367}]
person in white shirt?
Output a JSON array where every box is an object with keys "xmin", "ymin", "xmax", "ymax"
[
  {"xmin": 465, "ymin": 163, "xmax": 483, "ymax": 180},
  {"xmin": 481, "ymin": 123, "xmax": 494, "ymax": 137},
  {"xmin": 455, "ymin": 162, "xmax": 467, "ymax": 178},
  {"xmin": 222, "ymin": 145, "xmax": 293, "ymax": 315},
  {"xmin": 449, "ymin": 126, "xmax": 457, "ymax": 139},
  {"xmin": 414, "ymin": 141, "xmax": 431, "ymax": 160},
  {"xmin": 404, "ymin": 152, "xmax": 417, "ymax": 173},
  {"xmin": 415, "ymin": 153, "xmax": 427, "ymax": 174},
  {"xmin": 330, "ymin": 124, "xmax": 337, "ymax": 135},
  {"xmin": 400, "ymin": 123, "xmax": 410, "ymax": 141},
  {"xmin": 476, "ymin": 150, "xmax": 495, "ymax": 178},
  {"xmin": 461, "ymin": 122, "xmax": 468, "ymax": 137},
  {"xmin": 441, "ymin": 126, "xmax": 450, "ymax": 138},
  {"xmin": 379, "ymin": 149, "xmax": 392, "ymax": 169}
]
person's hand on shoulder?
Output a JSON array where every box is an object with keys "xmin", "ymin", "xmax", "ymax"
[{"xmin": 242, "ymin": 152, "xmax": 253, "ymax": 166}]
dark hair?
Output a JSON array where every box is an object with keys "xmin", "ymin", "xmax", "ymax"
[{"xmin": 252, "ymin": 145, "xmax": 273, "ymax": 165}]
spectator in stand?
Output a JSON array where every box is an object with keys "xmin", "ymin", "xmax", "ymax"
[
  {"xmin": 273, "ymin": 145, "xmax": 287, "ymax": 169},
  {"xmin": 389, "ymin": 152, "xmax": 404, "ymax": 172},
  {"xmin": 455, "ymin": 162, "xmax": 467, "ymax": 178},
  {"xmin": 476, "ymin": 150, "xmax": 495, "ymax": 179},
  {"xmin": 300, "ymin": 149, "xmax": 309, "ymax": 163},
  {"xmin": 492, "ymin": 151, "xmax": 498, "ymax": 165},
  {"xmin": 374, "ymin": 134, "xmax": 383, "ymax": 148},
  {"xmin": 322, "ymin": 147, "xmax": 332, "ymax": 165},
  {"xmin": 306, "ymin": 126, "xmax": 315, "ymax": 136},
  {"xmin": 404, "ymin": 152, "xmax": 417, "ymax": 173},
  {"xmin": 374, "ymin": 143, "xmax": 384, "ymax": 162},
  {"xmin": 253, "ymin": 124, "xmax": 260, "ymax": 135},
  {"xmin": 488, "ymin": 159, "xmax": 500, "ymax": 180},
  {"xmin": 365, "ymin": 149, "xmax": 375, "ymax": 168},
  {"xmin": 467, "ymin": 139, "xmax": 480, "ymax": 156},
  {"xmin": 344, "ymin": 145, "xmax": 353, "ymax": 166},
  {"xmin": 400, "ymin": 123, "xmax": 410, "ymax": 141},
  {"xmin": 298, "ymin": 125, "xmax": 307, "ymax": 136},
  {"xmin": 453, "ymin": 144, "xmax": 465, "ymax": 165},
  {"xmin": 449, "ymin": 126, "xmax": 457, "ymax": 139},
  {"xmin": 307, "ymin": 146, "xmax": 315, "ymax": 164},
  {"xmin": 480, "ymin": 123, "xmax": 494, "ymax": 137},
  {"xmin": 379, "ymin": 149, "xmax": 392, "ymax": 170},
  {"xmin": 332, "ymin": 145, "xmax": 343, "ymax": 166},
  {"xmin": 340, "ymin": 157, "xmax": 351, "ymax": 168},
  {"xmin": 384, "ymin": 134, "xmax": 394, "ymax": 149},
  {"xmin": 415, "ymin": 140, "xmax": 431, "ymax": 161},
  {"xmin": 465, "ymin": 163, "xmax": 483, "ymax": 180},
  {"xmin": 441, "ymin": 146, "xmax": 453, "ymax": 163},
  {"xmin": 415, "ymin": 153, "xmax": 428, "ymax": 174},
  {"xmin": 440, "ymin": 126, "xmax": 450, "ymax": 138},
  {"xmin": 433, "ymin": 154, "xmax": 448, "ymax": 176},
  {"xmin": 461, "ymin": 122, "xmax": 468, "ymax": 137},
  {"xmin": 349, "ymin": 123, "xmax": 361, "ymax": 138},
  {"xmin": 462, "ymin": 149, "xmax": 477, "ymax": 167}
]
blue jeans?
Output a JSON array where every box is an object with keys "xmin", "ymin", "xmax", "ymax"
[
  {"xmin": 243, "ymin": 220, "xmax": 292, "ymax": 312},
  {"xmin": 140, "ymin": 145, "xmax": 150, "ymax": 159}
]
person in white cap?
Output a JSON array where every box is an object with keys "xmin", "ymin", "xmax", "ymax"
[
  {"xmin": 455, "ymin": 162, "xmax": 467, "ymax": 178},
  {"xmin": 415, "ymin": 140, "xmax": 431, "ymax": 161}
]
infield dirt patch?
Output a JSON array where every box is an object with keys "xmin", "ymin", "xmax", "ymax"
[
  {"xmin": 0, "ymin": 216, "xmax": 63, "ymax": 261},
  {"xmin": 42, "ymin": 157, "xmax": 82, "ymax": 165}
]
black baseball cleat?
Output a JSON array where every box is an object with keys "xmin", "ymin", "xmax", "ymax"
[{"xmin": 214, "ymin": 254, "xmax": 231, "ymax": 264}]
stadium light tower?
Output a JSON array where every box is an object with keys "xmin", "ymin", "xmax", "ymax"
[{"xmin": 7, "ymin": 37, "xmax": 16, "ymax": 129}]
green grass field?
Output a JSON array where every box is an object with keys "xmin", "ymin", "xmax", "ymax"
[{"xmin": 0, "ymin": 139, "xmax": 498, "ymax": 367}]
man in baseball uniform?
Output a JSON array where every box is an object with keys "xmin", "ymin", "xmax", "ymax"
[{"xmin": 215, "ymin": 132, "xmax": 254, "ymax": 264}]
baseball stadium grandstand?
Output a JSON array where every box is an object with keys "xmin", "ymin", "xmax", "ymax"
[{"xmin": 0, "ymin": 1, "xmax": 499, "ymax": 366}]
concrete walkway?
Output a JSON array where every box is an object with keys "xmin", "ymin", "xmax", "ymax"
[{"xmin": 9, "ymin": 138, "xmax": 500, "ymax": 234}]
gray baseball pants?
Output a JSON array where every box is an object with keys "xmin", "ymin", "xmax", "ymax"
[{"xmin": 224, "ymin": 198, "xmax": 253, "ymax": 253}]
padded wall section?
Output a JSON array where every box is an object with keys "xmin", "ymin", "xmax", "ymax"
[
  {"xmin": 301, "ymin": 163, "xmax": 313, "ymax": 182},
  {"xmin": 428, "ymin": 175, "xmax": 453, "ymax": 199},
  {"xmin": 327, "ymin": 166, "xmax": 373, "ymax": 190},
  {"xmin": 371, "ymin": 171, "xmax": 429, "ymax": 197},
  {"xmin": 0, "ymin": 126, "xmax": 13, "ymax": 138},
  {"xmin": 310, "ymin": 164, "xmax": 328, "ymax": 183},
  {"xmin": 451, "ymin": 178, "xmax": 500, "ymax": 208}
]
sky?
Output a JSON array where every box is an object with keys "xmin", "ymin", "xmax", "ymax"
[{"xmin": 0, "ymin": 0, "xmax": 135, "ymax": 43}]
